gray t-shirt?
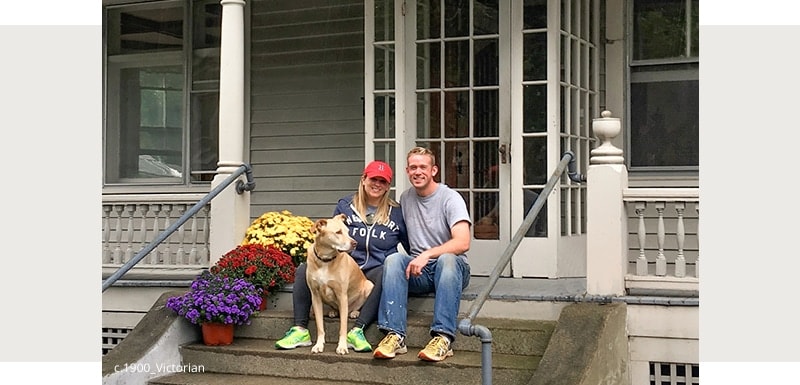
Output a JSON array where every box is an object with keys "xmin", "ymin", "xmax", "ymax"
[{"xmin": 399, "ymin": 183, "xmax": 472, "ymax": 258}]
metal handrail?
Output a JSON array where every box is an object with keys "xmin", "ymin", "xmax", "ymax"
[
  {"xmin": 457, "ymin": 151, "xmax": 585, "ymax": 385},
  {"xmin": 101, "ymin": 164, "xmax": 256, "ymax": 292}
]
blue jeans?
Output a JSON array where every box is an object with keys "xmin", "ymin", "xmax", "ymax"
[{"xmin": 377, "ymin": 252, "xmax": 470, "ymax": 342}]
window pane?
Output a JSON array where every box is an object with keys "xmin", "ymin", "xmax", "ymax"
[
  {"xmin": 474, "ymin": 39, "xmax": 498, "ymax": 86},
  {"xmin": 633, "ymin": 0, "xmax": 688, "ymax": 60},
  {"xmin": 114, "ymin": 66, "xmax": 184, "ymax": 181},
  {"xmin": 523, "ymin": 0, "xmax": 547, "ymax": 30},
  {"xmin": 416, "ymin": 92, "xmax": 441, "ymax": 139},
  {"xmin": 690, "ymin": 0, "xmax": 699, "ymax": 57},
  {"xmin": 523, "ymin": 32, "xmax": 547, "ymax": 81},
  {"xmin": 417, "ymin": 0, "xmax": 440, "ymax": 39},
  {"xmin": 190, "ymin": 92, "xmax": 219, "ymax": 182},
  {"xmin": 522, "ymin": 136, "xmax": 547, "ymax": 184},
  {"xmin": 375, "ymin": 94, "xmax": 396, "ymax": 138},
  {"xmin": 193, "ymin": 0, "xmax": 221, "ymax": 49},
  {"xmin": 445, "ymin": 40, "xmax": 469, "ymax": 87},
  {"xmin": 375, "ymin": 43, "xmax": 396, "ymax": 90},
  {"xmin": 417, "ymin": 42, "xmax": 440, "ymax": 89},
  {"xmin": 444, "ymin": 91, "xmax": 469, "ymax": 138},
  {"xmin": 107, "ymin": 3, "xmax": 184, "ymax": 55},
  {"xmin": 474, "ymin": 191, "xmax": 498, "ymax": 239},
  {"xmin": 473, "ymin": 0, "xmax": 498, "ymax": 35},
  {"xmin": 375, "ymin": 0, "xmax": 395, "ymax": 41},
  {"xmin": 444, "ymin": 141, "xmax": 469, "ymax": 188},
  {"xmin": 474, "ymin": 90, "xmax": 498, "ymax": 137},
  {"xmin": 444, "ymin": 0, "xmax": 469, "ymax": 37},
  {"xmin": 523, "ymin": 188, "xmax": 546, "ymax": 237},
  {"xmin": 523, "ymin": 85, "xmax": 547, "ymax": 133},
  {"xmin": 630, "ymin": 74, "xmax": 698, "ymax": 168}
]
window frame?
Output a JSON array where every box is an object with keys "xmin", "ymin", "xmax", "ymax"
[
  {"xmin": 103, "ymin": 0, "xmax": 220, "ymax": 190},
  {"xmin": 625, "ymin": 0, "xmax": 699, "ymax": 174}
]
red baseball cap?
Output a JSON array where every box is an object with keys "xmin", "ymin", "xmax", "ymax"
[{"xmin": 363, "ymin": 161, "xmax": 392, "ymax": 184}]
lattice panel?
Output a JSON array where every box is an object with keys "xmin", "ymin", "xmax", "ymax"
[
  {"xmin": 102, "ymin": 327, "xmax": 132, "ymax": 355},
  {"xmin": 650, "ymin": 362, "xmax": 699, "ymax": 385}
]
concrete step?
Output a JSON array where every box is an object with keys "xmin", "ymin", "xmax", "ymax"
[
  {"xmin": 168, "ymin": 337, "xmax": 540, "ymax": 385},
  {"xmin": 237, "ymin": 309, "xmax": 556, "ymax": 356},
  {"xmin": 149, "ymin": 372, "xmax": 358, "ymax": 385},
  {"xmin": 142, "ymin": 276, "xmax": 584, "ymax": 385}
]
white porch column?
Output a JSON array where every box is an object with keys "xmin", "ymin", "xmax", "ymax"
[
  {"xmin": 586, "ymin": 111, "xmax": 628, "ymax": 295},
  {"xmin": 209, "ymin": 0, "xmax": 249, "ymax": 265}
]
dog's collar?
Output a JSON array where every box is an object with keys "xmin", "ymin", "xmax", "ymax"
[{"xmin": 313, "ymin": 246, "xmax": 337, "ymax": 263}]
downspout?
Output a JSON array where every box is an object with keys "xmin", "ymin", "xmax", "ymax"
[{"xmin": 457, "ymin": 320, "xmax": 493, "ymax": 385}]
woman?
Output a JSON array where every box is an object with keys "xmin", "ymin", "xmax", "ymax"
[{"xmin": 275, "ymin": 160, "xmax": 409, "ymax": 352}]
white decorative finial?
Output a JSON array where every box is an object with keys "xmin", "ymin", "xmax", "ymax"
[{"xmin": 591, "ymin": 110, "xmax": 624, "ymax": 164}]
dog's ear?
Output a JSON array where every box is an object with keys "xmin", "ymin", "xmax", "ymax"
[
  {"xmin": 312, "ymin": 218, "xmax": 327, "ymax": 234},
  {"xmin": 335, "ymin": 213, "xmax": 347, "ymax": 222}
]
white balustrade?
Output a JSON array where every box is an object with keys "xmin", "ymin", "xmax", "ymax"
[
  {"xmin": 623, "ymin": 189, "xmax": 699, "ymax": 280},
  {"xmin": 101, "ymin": 195, "xmax": 210, "ymax": 273}
]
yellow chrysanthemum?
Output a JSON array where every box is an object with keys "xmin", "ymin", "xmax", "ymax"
[{"xmin": 242, "ymin": 210, "xmax": 314, "ymax": 265}]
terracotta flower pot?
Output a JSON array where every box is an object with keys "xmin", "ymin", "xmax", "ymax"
[
  {"xmin": 201, "ymin": 322, "xmax": 234, "ymax": 346},
  {"xmin": 259, "ymin": 290, "xmax": 269, "ymax": 311}
]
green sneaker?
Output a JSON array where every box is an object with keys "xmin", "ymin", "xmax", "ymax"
[
  {"xmin": 275, "ymin": 326, "xmax": 312, "ymax": 349},
  {"xmin": 346, "ymin": 327, "xmax": 373, "ymax": 352}
]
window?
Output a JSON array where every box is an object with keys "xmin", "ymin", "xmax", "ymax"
[
  {"xmin": 628, "ymin": 0, "xmax": 698, "ymax": 169},
  {"xmin": 104, "ymin": 0, "xmax": 220, "ymax": 185}
]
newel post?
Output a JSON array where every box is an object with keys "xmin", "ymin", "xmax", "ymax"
[
  {"xmin": 209, "ymin": 0, "xmax": 249, "ymax": 266},
  {"xmin": 586, "ymin": 111, "xmax": 628, "ymax": 296}
]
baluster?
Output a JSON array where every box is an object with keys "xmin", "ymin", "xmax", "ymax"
[
  {"xmin": 174, "ymin": 204, "xmax": 187, "ymax": 264},
  {"xmin": 200, "ymin": 204, "xmax": 210, "ymax": 264},
  {"xmin": 695, "ymin": 202, "xmax": 700, "ymax": 278},
  {"xmin": 149, "ymin": 204, "xmax": 162, "ymax": 265},
  {"xmin": 162, "ymin": 204, "xmax": 173, "ymax": 264},
  {"xmin": 138, "ymin": 204, "xmax": 150, "ymax": 252},
  {"xmin": 102, "ymin": 205, "xmax": 112, "ymax": 263},
  {"xmin": 189, "ymin": 210, "xmax": 199, "ymax": 264},
  {"xmin": 674, "ymin": 202, "xmax": 686, "ymax": 278},
  {"xmin": 112, "ymin": 205, "xmax": 124, "ymax": 264},
  {"xmin": 635, "ymin": 202, "xmax": 648, "ymax": 275},
  {"xmin": 654, "ymin": 202, "xmax": 666, "ymax": 276},
  {"xmin": 124, "ymin": 205, "xmax": 136, "ymax": 262}
]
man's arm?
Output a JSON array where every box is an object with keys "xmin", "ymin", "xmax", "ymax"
[{"xmin": 406, "ymin": 220, "xmax": 471, "ymax": 278}]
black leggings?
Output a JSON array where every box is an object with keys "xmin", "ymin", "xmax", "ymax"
[{"xmin": 292, "ymin": 262, "xmax": 384, "ymax": 331}]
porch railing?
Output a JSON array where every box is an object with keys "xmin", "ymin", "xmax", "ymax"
[
  {"xmin": 623, "ymin": 188, "xmax": 699, "ymax": 295},
  {"xmin": 458, "ymin": 151, "xmax": 586, "ymax": 385},
  {"xmin": 102, "ymin": 164, "xmax": 255, "ymax": 292},
  {"xmin": 102, "ymin": 195, "xmax": 211, "ymax": 268}
]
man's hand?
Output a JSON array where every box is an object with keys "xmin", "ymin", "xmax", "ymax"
[{"xmin": 406, "ymin": 254, "xmax": 430, "ymax": 278}]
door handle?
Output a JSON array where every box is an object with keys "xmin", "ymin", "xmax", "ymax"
[{"xmin": 499, "ymin": 143, "xmax": 508, "ymax": 164}]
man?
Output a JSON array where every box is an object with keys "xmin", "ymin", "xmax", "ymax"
[{"xmin": 373, "ymin": 146, "xmax": 472, "ymax": 362}]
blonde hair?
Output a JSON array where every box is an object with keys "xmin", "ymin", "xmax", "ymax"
[
  {"xmin": 406, "ymin": 146, "xmax": 437, "ymax": 166},
  {"xmin": 353, "ymin": 175, "xmax": 398, "ymax": 225}
]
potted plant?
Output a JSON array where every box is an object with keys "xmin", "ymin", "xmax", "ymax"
[
  {"xmin": 241, "ymin": 210, "xmax": 315, "ymax": 266},
  {"xmin": 210, "ymin": 243, "xmax": 296, "ymax": 309},
  {"xmin": 166, "ymin": 271, "xmax": 262, "ymax": 345}
]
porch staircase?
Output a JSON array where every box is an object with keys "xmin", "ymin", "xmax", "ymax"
[
  {"xmin": 104, "ymin": 277, "xmax": 630, "ymax": 385},
  {"xmin": 149, "ymin": 309, "xmax": 554, "ymax": 385}
]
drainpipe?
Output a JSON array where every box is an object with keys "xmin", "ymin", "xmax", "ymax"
[{"xmin": 457, "ymin": 320, "xmax": 493, "ymax": 385}]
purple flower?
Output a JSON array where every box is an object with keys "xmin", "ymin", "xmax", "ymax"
[{"xmin": 165, "ymin": 271, "xmax": 261, "ymax": 325}]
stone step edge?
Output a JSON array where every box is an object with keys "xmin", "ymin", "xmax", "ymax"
[{"xmin": 180, "ymin": 337, "xmax": 542, "ymax": 371}]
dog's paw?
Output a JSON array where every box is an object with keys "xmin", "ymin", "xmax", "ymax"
[
  {"xmin": 311, "ymin": 342, "xmax": 325, "ymax": 354},
  {"xmin": 327, "ymin": 310, "xmax": 339, "ymax": 318},
  {"xmin": 336, "ymin": 343, "xmax": 350, "ymax": 355},
  {"xmin": 348, "ymin": 310, "xmax": 360, "ymax": 319}
]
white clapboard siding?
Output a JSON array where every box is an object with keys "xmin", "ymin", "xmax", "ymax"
[{"xmin": 249, "ymin": 0, "xmax": 365, "ymax": 220}]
